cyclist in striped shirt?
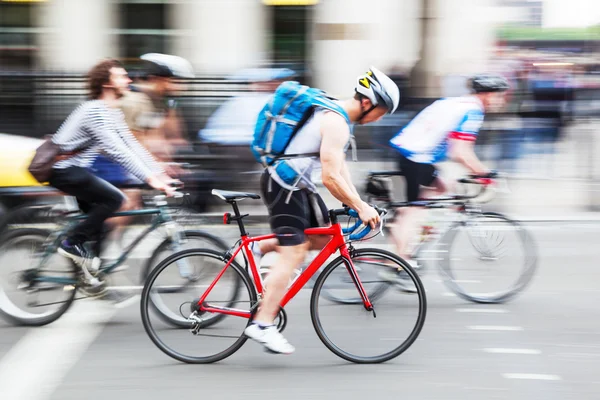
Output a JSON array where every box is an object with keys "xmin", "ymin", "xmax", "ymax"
[{"xmin": 49, "ymin": 59, "xmax": 177, "ymax": 289}]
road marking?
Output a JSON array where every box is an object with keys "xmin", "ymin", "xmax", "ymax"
[
  {"xmin": 554, "ymin": 352, "xmax": 600, "ymax": 358},
  {"xmin": 442, "ymin": 292, "xmax": 457, "ymax": 297},
  {"xmin": 0, "ymin": 300, "xmax": 116, "ymax": 400},
  {"xmin": 484, "ymin": 348, "xmax": 541, "ymax": 355},
  {"xmin": 503, "ymin": 373, "xmax": 561, "ymax": 381},
  {"xmin": 456, "ymin": 308, "xmax": 508, "ymax": 314},
  {"xmin": 468, "ymin": 325, "xmax": 523, "ymax": 331}
]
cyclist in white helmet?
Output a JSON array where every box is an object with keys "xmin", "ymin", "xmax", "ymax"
[
  {"xmin": 244, "ymin": 67, "xmax": 400, "ymax": 354},
  {"xmin": 383, "ymin": 74, "xmax": 509, "ymax": 283}
]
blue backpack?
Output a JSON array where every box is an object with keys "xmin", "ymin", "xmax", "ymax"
[{"xmin": 251, "ymin": 81, "xmax": 350, "ymax": 181}]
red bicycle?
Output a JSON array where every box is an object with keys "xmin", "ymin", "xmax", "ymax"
[{"xmin": 140, "ymin": 189, "xmax": 427, "ymax": 364}]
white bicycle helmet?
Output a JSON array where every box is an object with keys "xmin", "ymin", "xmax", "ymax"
[
  {"xmin": 355, "ymin": 66, "xmax": 400, "ymax": 114},
  {"xmin": 140, "ymin": 53, "xmax": 195, "ymax": 79}
]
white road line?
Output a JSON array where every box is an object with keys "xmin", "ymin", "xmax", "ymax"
[
  {"xmin": 503, "ymin": 373, "xmax": 561, "ymax": 381},
  {"xmin": 484, "ymin": 348, "xmax": 541, "ymax": 355},
  {"xmin": 0, "ymin": 301, "xmax": 116, "ymax": 400},
  {"xmin": 554, "ymin": 352, "xmax": 600, "ymax": 358},
  {"xmin": 468, "ymin": 325, "xmax": 524, "ymax": 331},
  {"xmin": 456, "ymin": 308, "xmax": 508, "ymax": 314}
]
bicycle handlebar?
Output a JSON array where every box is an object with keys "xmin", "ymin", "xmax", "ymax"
[
  {"xmin": 334, "ymin": 205, "xmax": 387, "ymax": 241},
  {"xmin": 457, "ymin": 171, "xmax": 499, "ymax": 185}
]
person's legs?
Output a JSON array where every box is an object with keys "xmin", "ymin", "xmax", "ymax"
[
  {"xmin": 245, "ymin": 172, "xmax": 325, "ymax": 354},
  {"xmin": 49, "ymin": 167, "xmax": 125, "ymax": 264},
  {"xmin": 98, "ymin": 189, "xmax": 141, "ymax": 261},
  {"xmin": 391, "ymin": 157, "xmax": 444, "ymax": 262}
]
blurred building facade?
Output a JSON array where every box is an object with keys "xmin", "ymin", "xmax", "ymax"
[
  {"xmin": 497, "ymin": 0, "xmax": 544, "ymax": 27},
  {"xmin": 1, "ymin": 0, "xmax": 502, "ymax": 95}
]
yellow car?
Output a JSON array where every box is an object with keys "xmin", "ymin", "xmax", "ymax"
[{"xmin": 0, "ymin": 133, "xmax": 44, "ymax": 188}]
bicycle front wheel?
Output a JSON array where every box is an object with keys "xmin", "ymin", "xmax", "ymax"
[
  {"xmin": 0, "ymin": 228, "xmax": 78, "ymax": 326},
  {"xmin": 439, "ymin": 212, "xmax": 538, "ymax": 304},
  {"xmin": 311, "ymin": 248, "xmax": 427, "ymax": 364}
]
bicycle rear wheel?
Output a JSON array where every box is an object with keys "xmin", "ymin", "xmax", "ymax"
[
  {"xmin": 140, "ymin": 248, "xmax": 256, "ymax": 364},
  {"xmin": 311, "ymin": 248, "xmax": 426, "ymax": 363},
  {"xmin": 439, "ymin": 212, "xmax": 538, "ymax": 303},
  {"xmin": 140, "ymin": 230, "xmax": 229, "ymax": 328},
  {"xmin": 0, "ymin": 228, "xmax": 78, "ymax": 326}
]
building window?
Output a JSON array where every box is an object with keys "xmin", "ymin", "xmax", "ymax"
[
  {"xmin": 271, "ymin": 6, "xmax": 311, "ymax": 75},
  {"xmin": 0, "ymin": 2, "xmax": 38, "ymax": 69},
  {"xmin": 117, "ymin": 1, "xmax": 171, "ymax": 61}
]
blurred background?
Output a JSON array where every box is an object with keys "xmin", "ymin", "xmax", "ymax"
[
  {"xmin": 0, "ymin": 1, "xmax": 600, "ymax": 399},
  {"xmin": 0, "ymin": 0, "xmax": 598, "ymax": 218}
]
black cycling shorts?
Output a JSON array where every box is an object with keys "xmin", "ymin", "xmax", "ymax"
[
  {"xmin": 260, "ymin": 171, "xmax": 330, "ymax": 246},
  {"xmin": 398, "ymin": 155, "xmax": 439, "ymax": 203}
]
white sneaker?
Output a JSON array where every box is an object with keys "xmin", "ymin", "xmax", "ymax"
[{"xmin": 244, "ymin": 323, "xmax": 295, "ymax": 354}]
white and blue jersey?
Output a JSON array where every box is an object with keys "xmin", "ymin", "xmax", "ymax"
[{"xmin": 389, "ymin": 96, "xmax": 484, "ymax": 164}]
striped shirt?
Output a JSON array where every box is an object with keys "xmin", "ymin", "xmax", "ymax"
[{"xmin": 52, "ymin": 100, "xmax": 163, "ymax": 182}]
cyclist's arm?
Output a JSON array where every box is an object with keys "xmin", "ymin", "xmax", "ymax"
[
  {"xmin": 340, "ymin": 156, "xmax": 360, "ymax": 198},
  {"xmin": 320, "ymin": 113, "xmax": 365, "ymax": 212},
  {"xmin": 447, "ymin": 109, "xmax": 489, "ymax": 175},
  {"xmin": 86, "ymin": 105, "xmax": 155, "ymax": 183},
  {"xmin": 448, "ymin": 134, "xmax": 489, "ymax": 175}
]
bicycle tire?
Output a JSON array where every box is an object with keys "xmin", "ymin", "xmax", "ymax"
[
  {"xmin": 311, "ymin": 248, "xmax": 427, "ymax": 364},
  {"xmin": 439, "ymin": 212, "xmax": 538, "ymax": 304},
  {"xmin": 0, "ymin": 228, "xmax": 78, "ymax": 326},
  {"xmin": 140, "ymin": 230, "xmax": 230, "ymax": 328},
  {"xmin": 317, "ymin": 253, "xmax": 392, "ymax": 305},
  {"xmin": 140, "ymin": 248, "xmax": 256, "ymax": 364}
]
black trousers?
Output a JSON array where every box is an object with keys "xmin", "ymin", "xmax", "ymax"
[{"xmin": 49, "ymin": 166, "xmax": 125, "ymax": 246}]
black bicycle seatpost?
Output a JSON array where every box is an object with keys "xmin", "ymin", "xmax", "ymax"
[{"xmin": 230, "ymin": 201, "xmax": 248, "ymax": 237}]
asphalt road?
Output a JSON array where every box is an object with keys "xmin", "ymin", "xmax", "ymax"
[{"xmin": 0, "ymin": 221, "xmax": 599, "ymax": 400}]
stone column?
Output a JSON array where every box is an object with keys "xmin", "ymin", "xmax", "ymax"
[
  {"xmin": 170, "ymin": 0, "xmax": 269, "ymax": 75},
  {"xmin": 37, "ymin": 0, "xmax": 116, "ymax": 72}
]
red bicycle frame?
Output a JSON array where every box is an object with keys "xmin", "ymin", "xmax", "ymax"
[{"xmin": 198, "ymin": 221, "xmax": 374, "ymax": 319}]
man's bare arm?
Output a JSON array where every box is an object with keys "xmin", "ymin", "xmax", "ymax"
[
  {"xmin": 449, "ymin": 139, "xmax": 489, "ymax": 175},
  {"xmin": 320, "ymin": 112, "xmax": 380, "ymax": 228},
  {"xmin": 340, "ymin": 156, "xmax": 360, "ymax": 198}
]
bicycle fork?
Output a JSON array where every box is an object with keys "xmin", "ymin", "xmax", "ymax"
[{"xmin": 340, "ymin": 246, "xmax": 376, "ymax": 317}]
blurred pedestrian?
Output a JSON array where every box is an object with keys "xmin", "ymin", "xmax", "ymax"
[{"xmin": 198, "ymin": 67, "xmax": 297, "ymax": 146}]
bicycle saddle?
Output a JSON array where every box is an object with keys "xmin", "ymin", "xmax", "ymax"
[{"xmin": 211, "ymin": 189, "xmax": 261, "ymax": 202}]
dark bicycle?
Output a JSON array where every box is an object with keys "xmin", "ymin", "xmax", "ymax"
[{"xmin": 0, "ymin": 188, "xmax": 228, "ymax": 326}]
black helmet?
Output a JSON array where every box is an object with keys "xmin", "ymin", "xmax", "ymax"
[{"xmin": 470, "ymin": 74, "xmax": 510, "ymax": 93}]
